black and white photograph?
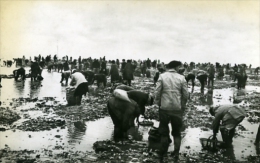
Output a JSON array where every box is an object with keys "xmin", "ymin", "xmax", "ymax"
[{"xmin": 0, "ymin": 0, "xmax": 259, "ymax": 162}]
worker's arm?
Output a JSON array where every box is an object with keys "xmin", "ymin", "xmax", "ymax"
[
  {"xmin": 154, "ymin": 75, "xmax": 163, "ymax": 107},
  {"xmin": 212, "ymin": 108, "xmax": 224, "ymax": 136}
]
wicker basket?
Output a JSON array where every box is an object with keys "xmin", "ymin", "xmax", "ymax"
[{"xmin": 200, "ymin": 135, "xmax": 218, "ymax": 151}]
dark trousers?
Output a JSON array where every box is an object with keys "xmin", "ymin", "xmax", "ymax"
[
  {"xmin": 208, "ymin": 75, "xmax": 214, "ymax": 87},
  {"xmin": 127, "ymin": 80, "xmax": 132, "ymax": 86},
  {"xmin": 60, "ymin": 73, "xmax": 70, "ymax": 84},
  {"xmin": 158, "ymin": 110, "xmax": 182, "ymax": 158},
  {"xmin": 255, "ymin": 124, "xmax": 260, "ymax": 144},
  {"xmin": 74, "ymin": 82, "xmax": 89, "ymax": 105},
  {"xmin": 197, "ymin": 75, "xmax": 208, "ymax": 94},
  {"xmin": 220, "ymin": 127, "xmax": 235, "ymax": 147},
  {"xmin": 185, "ymin": 74, "xmax": 195, "ymax": 92}
]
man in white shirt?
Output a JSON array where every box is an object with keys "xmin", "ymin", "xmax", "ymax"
[{"xmin": 70, "ymin": 70, "xmax": 88, "ymax": 105}]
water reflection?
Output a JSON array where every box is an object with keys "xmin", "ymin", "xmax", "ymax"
[
  {"xmin": 66, "ymin": 121, "xmax": 85, "ymax": 145},
  {"xmin": 0, "ymin": 66, "xmax": 260, "ymax": 161}
]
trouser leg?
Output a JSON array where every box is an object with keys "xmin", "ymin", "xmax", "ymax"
[
  {"xmin": 200, "ymin": 79, "xmax": 205, "ymax": 94},
  {"xmin": 220, "ymin": 127, "xmax": 235, "ymax": 147},
  {"xmin": 255, "ymin": 124, "xmax": 260, "ymax": 144},
  {"xmin": 128, "ymin": 80, "xmax": 131, "ymax": 86},
  {"xmin": 60, "ymin": 74, "xmax": 64, "ymax": 83},
  {"xmin": 191, "ymin": 79, "xmax": 195, "ymax": 92}
]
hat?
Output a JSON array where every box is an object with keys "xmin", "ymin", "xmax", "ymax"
[{"xmin": 167, "ymin": 61, "xmax": 182, "ymax": 69}]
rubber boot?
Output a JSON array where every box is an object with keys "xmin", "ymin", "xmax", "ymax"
[
  {"xmin": 75, "ymin": 96, "xmax": 80, "ymax": 105},
  {"xmin": 159, "ymin": 136, "xmax": 169, "ymax": 162},
  {"xmin": 78, "ymin": 96, "xmax": 82, "ymax": 105},
  {"xmin": 173, "ymin": 135, "xmax": 181, "ymax": 161}
]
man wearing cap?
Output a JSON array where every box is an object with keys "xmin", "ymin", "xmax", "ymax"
[
  {"xmin": 209, "ymin": 104, "xmax": 246, "ymax": 148},
  {"xmin": 154, "ymin": 60, "xmax": 189, "ymax": 162}
]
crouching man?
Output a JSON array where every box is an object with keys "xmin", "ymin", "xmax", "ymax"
[
  {"xmin": 13, "ymin": 67, "xmax": 26, "ymax": 81},
  {"xmin": 70, "ymin": 70, "xmax": 88, "ymax": 105},
  {"xmin": 107, "ymin": 97, "xmax": 139, "ymax": 142},
  {"xmin": 209, "ymin": 104, "xmax": 246, "ymax": 148}
]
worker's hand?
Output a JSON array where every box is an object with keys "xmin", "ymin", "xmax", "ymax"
[{"xmin": 153, "ymin": 104, "xmax": 159, "ymax": 110}]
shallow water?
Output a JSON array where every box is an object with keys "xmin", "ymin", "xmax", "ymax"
[{"xmin": 0, "ymin": 66, "xmax": 259, "ymax": 161}]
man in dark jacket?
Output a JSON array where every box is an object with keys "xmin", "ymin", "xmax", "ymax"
[
  {"xmin": 13, "ymin": 67, "xmax": 26, "ymax": 81},
  {"xmin": 110, "ymin": 60, "xmax": 120, "ymax": 85},
  {"xmin": 208, "ymin": 64, "xmax": 215, "ymax": 88},
  {"xmin": 196, "ymin": 70, "xmax": 208, "ymax": 94},
  {"xmin": 121, "ymin": 59, "xmax": 126, "ymax": 72},
  {"xmin": 154, "ymin": 67, "xmax": 165, "ymax": 85},
  {"xmin": 123, "ymin": 60, "xmax": 134, "ymax": 86}
]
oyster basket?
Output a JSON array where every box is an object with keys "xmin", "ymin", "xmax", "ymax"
[{"xmin": 200, "ymin": 135, "xmax": 223, "ymax": 151}]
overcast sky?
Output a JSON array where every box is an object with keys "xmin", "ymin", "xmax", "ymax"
[{"xmin": 0, "ymin": 0, "xmax": 259, "ymax": 66}]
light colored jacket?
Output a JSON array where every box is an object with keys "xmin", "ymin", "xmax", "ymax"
[
  {"xmin": 70, "ymin": 72, "xmax": 87, "ymax": 88},
  {"xmin": 212, "ymin": 105, "xmax": 246, "ymax": 133},
  {"xmin": 154, "ymin": 69, "xmax": 189, "ymax": 112}
]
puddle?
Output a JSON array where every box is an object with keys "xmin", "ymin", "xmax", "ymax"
[{"xmin": 0, "ymin": 65, "xmax": 260, "ymax": 162}]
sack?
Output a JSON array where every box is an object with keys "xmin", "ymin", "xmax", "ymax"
[
  {"xmin": 113, "ymin": 89, "xmax": 131, "ymax": 102},
  {"xmin": 66, "ymin": 87, "xmax": 76, "ymax": 105},
  {"xmin": 228, "ymin": 106, "xmax": 246, "ymax": 124},
  {"xmin": 148, "ymin": 126, "xmax": 161, "ymax": 142}
]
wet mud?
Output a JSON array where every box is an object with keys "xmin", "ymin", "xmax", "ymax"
[{"xmin": 0, "ymin": 66, "xmax": 260, "ymax": 162}]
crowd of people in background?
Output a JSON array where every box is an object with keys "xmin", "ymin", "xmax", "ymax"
[
  {"xmin": 1, "ymin": 54, "xmax": 260, "ymax": 162},
  {"xmin": 1, "ymin": 54, "xmax": 259, "ymax": 103}
]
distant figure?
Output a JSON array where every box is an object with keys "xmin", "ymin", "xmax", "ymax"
[
  {"xmin": 123, "ymin": 60, "xmax": 134, "ymax": 86},
  {"xmin": 196, "ymin": 70, "xmax": 208, "ymax": 94},
  {"xmin": 185, "ymin": 72, "xmax": 195, "ymax": 93},
  {"xmin": 154, "ymin": 67, "xmax": 165, "ymax": 85},
  {"xmin": 255, "ymin": 67, "xmax": 259, "ymax": 75},
  {"xmin": 110, "ymin": 60, "xmax": 120, "ymax": 86},
  {"xmin": 208, "ymin": 64, "xmax": 215, "ymax": 88}
]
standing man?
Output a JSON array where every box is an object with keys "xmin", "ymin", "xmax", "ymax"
[
  {"xmin": 196, "ymin": 70, "xmax": 208, "ymax": 94},
  {"xmin": 208, "ymin": 64, "xmax": 215, "ymax": 88},
  {"xmin": 123, "ymin": 60, "xmax": 134, "ymax": 86},
  {"xmin": 154, "ymin": 60, "xmax": 189, "ymax": 162}
]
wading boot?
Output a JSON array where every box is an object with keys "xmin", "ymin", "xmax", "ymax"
[{"xmin": 75, "ymin": 96, "xmax": 81, "ymax": 105}]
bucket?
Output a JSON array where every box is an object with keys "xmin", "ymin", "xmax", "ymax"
[{"xmin": 66, "ymin": 87, "xmax": 76, "ymax": 105}]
